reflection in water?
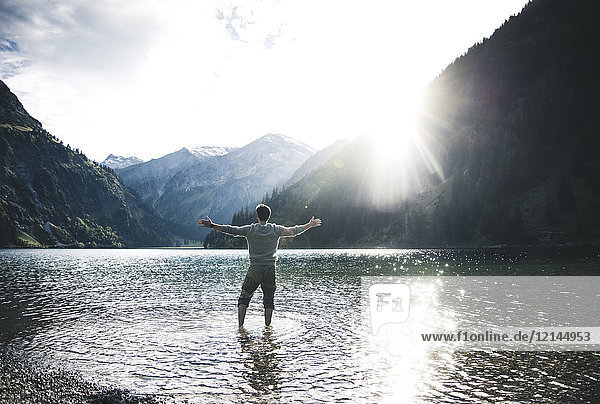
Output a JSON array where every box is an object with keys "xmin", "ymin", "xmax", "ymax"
[
  {"xmin": 0, "ymin": 248, "xmax": 599, "ymax": 402},
  {"xmin": 238, "ymin": 326, "xmax": 281, "ymax": 398},
  {"xmin": 361, "ymin": 278, "xmax": 457, "ymax": 402}
]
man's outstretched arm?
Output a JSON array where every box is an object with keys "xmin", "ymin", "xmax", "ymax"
[
  {"xmin": 198, "ymin": 216, "xmax": 224, "ymax": 231},
  {"xmin": 198, "ymin": 216, "xmax": 250, "ymax": 236},
  {"xmin": 280, "ymin": 216, "xmax": 322, "ymax": 237}
]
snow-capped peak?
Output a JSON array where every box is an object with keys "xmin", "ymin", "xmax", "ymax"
[
  {"xmin": 101, "ymin": 154, "xmax": 144, "ymax": 169},
  {"xmin": 188, "ymin": 146, "xmax": 236, "ymax": 159}
]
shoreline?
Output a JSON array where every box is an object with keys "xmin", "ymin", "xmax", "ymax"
[
  {"xmin": 1, "ymin": 243, "xmax": 599, "ymax": 251},
  {"xmin": 0, "ymin": 346, "xmax": 163, "ymax": 404},
  {"xmin": 200, "ymin": 243, "xmax": 600, "ymax": 250}
]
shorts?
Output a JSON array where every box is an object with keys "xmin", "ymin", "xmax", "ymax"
[{"xmin": 238, "ymin": 264, "xmax": 276, "ymax": 309}]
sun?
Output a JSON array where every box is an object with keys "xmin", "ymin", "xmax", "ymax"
[
  {"xmin": 366, "ymin": 94, "xmax": 444, "ymax": 209},
  {"xmin": 372, "ymin": 114, "xmax": 418, "ymax": 164},
  {"xmin": 370, "ymin": 88, "xmax": 425, "ymax": 162}
]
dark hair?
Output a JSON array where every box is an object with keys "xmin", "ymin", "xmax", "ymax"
[{"xmin": 256, "ymin": 204, "xmax": 271, "ymax": 222}]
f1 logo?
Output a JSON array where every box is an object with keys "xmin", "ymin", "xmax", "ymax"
[{"xmin": 369, "ymin": 283, "xmax": 410, "ymax": 335}]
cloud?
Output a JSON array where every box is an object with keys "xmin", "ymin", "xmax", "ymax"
[
  {"xmin": 0, "ymin": 39, "xmax": 19, "ymax": 52},
  {"xmin": 0, "ymin": 0, "xmax": 167, "ymax": 153},
  {"xmin": 0, "ymin": 39, "xmax": 29, "ymax": 79},
  {"xmin": 214, "ymin": 0, "xmax": 288, "ymax": 49},
  {"xmin": 0, "ymin": 0, "xmax": 164, "ymax": 81},
  {"xmin": 264, "ymin": 27, "xmax": 282, "ymax": 49},
  {"xmin": 216, "ymin": 6, "xmax": 249, "ymax": 42},
  {"xmin": 0, "ymin": 1, "xmax": 31, "ymax": 27}
]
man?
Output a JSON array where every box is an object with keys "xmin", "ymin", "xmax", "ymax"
[{"xmin": 199, "ymin": 204, "xmax": 321, "ymax": 327}]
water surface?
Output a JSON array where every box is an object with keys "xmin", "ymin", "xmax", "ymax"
[{"xmin": 1, "ymin": 248, "xmax": 599, "ymax": 402}]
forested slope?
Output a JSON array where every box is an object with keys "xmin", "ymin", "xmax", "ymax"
[{"xmin": 0, "ymin": 80, "xmax": 176, "ymax": 247}]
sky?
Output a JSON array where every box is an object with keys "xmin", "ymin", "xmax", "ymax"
[{"xmin": 0, "ymin": 0, "xmax": 530, "ymax": 162}]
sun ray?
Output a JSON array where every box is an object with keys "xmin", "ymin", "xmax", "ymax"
[{"xmin": 366, "ymin": 93, "xmax": 445, "ymax": 209}]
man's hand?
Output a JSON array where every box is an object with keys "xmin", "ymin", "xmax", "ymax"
[
  {"xmin": 198, "ymin": 216, "xmax": 213, "ymax": 228},
  {"xmin": 308, "ymin": 216, "xmax": 322, "ymax": 228}
]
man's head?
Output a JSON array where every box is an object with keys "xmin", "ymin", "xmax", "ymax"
[{"xmin": 256, "ymin": 204, "xmax": 271, "ymax": 222}]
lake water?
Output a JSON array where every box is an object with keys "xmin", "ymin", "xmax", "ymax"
[{"xmin": 1, "ymin": 248, "xmax": 599, "ymax": 402}]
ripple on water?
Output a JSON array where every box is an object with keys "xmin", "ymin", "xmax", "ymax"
[{"xmin": 1, "ymin": 248, "xmax": 600, "ymax": 402}]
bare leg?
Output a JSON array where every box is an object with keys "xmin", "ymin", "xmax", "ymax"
[
  {"xmin": 264, "ymin": 308, "xmax": 273, "ymax": 326},
  {"xmin": 238, "ymin": 304, "xmax": 248, "ymax": 326}
]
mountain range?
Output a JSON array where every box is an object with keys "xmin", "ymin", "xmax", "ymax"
[
  {"xmin": 114, "ymin": 134, "xmax": 316, "ymax": 239},
  {"xmin": 0, "ymin": 75, "xmax": 327, "ymax": 247}
]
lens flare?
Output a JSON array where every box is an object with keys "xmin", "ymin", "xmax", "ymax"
[{"xmin": 366, "ymin": 100, "xmax": 445, "ymax": 210}]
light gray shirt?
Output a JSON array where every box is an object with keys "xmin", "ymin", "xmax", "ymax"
[{"xmin": 220, "ymin": 222, "xmax": 305, "ymax": 264}]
